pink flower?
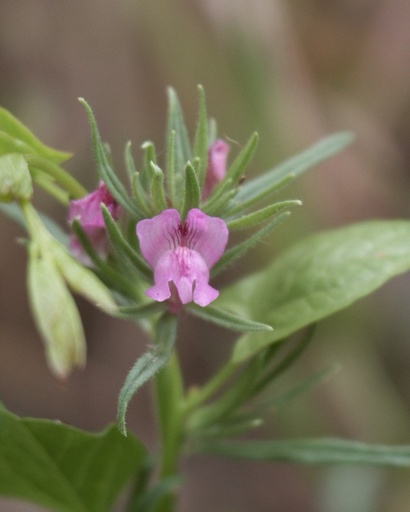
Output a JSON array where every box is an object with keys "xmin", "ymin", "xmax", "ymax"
[
  {"xmin": 137, "ymin": 208, "xmax": 228, "ymax": 308},
  {"xmin": 202, "ymin": 139, "xmax": 230, "ymax": 199},
  {"xmin": 68, "ymin": 182, "xmax": 120, "ymax": 264}
]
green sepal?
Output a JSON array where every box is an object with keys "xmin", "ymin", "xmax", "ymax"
[
  {"xmin": 27, "ymin": 241, "xmax": 86, "ymax": 379},
  {"xmin": 166, "ymin": 129, "xmax": 177, "ymax": 207},
  {"xmin": 212, "ymin": 211, "xmax": 291, "ymax": 277},
  {"xmin": 226, "ymin": 199, "xmax": 302, "ymax": 230},
  {"xmin": 166, "ymin": 87, "xmax": 191, "ymax": 172},
  {"xmin": 203, "ymin": 438, "xmax": 410, "ymax": 467},
  {"xmin": 204, "ymin": 132, "xmax": 258, "ymax": 210},
  {"xmin": 117, "ymin": 312, "xmax": 178, "ymax": 435},
  {"xmin": 229, "ymin": 132, "xmax": 354, "ymax": 214},
  {"xmin": 187, "ymin": 303, "xmax": 272, "ymax": 332},
  {"xmin": 141, "ymin": 140, "xmax": 157, "ymax": 189},
  {"xmin": 0, "ymin": 153, "xmax": 32, "ymax": 201},
  {"xmin": 101, "ymin": 204, "xmax": 152, "ymax": 281},
  {"xmin": 150, "ymin": 162, "xmax": 168, "ymax": 212},
  {"xmin": 0, "ymin": 106, "xmax": 71, "ymax": 163},
  {"xmin": 181, "ymin": 161, "xmax": 200, "ymax": 220},
  {"xmin": 131, "ymin": 172, "xmax": 153, "ymax": 216},
  {"xmin": 193, "ymin": 84, "xmax": 208, "ymax": 187},
  {"xmin": 70, "ymin": 219, "xmax": 139, "ymax": 300},
  {"xmin": 124, "ymin": 141, "xmax": 138, "ymax": 183},
  {"xmin": 79, "ymin": 98, "xmax": 139, "ymax": 216}
]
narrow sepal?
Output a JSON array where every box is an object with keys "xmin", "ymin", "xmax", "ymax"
[
  {"xmin": 193, "ymin": 85, "xmax": 208, "ymax": 187},
  {"xmin": 181, "ymin": 161, "xmax": 200, "ymax": 220},
  {"xmin": 131, "ymin": 172, "xmax": 153, "ymax": 216},
  {"xmin": 150, "ymin": 163, "xmax": 168, "ymax": 212},
  {"xmin": 117, "ymin": 312, "xmax": 178, "ymax": 435},
  {"xmin": 226, "ymin": 200, "xmax": 302, "ymax": 231},
  {"xmin": 212, "ymin": 211, "xmax": 291, "ymax": 277},
  {"xmin": 166, "ymin": 129, "xmax": 177, "ymax": 207},
  {"xmin": 187, "ymin": 303, "xmax": 272, "ymax": 332},
  {"xmin": 101, "ymin": 204, "xmax": 152, "ymax": 281},
  {"xmin": 166, "ymin": 87, "xmax": 191, "ymax": 175},
  {"xmin": 231, "ymin": 132, "xmax": 354, "ymax": 212},
  {"xmin": 79, "ymin": 98, "xmax": 139, "ymax": 216}
]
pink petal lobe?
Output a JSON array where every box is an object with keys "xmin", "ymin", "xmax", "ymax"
[
  {"xmin": 137, "ymin": 209, "xmax": 181, "ymax": 268},
  {"xmin": 184, "ymin": 209, "xmax": 229, "ymax": 268}
]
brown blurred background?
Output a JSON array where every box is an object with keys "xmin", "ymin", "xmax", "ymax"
[{"xmin": 2, "ymin": 1, "xmax": 410, "ymax": 511}]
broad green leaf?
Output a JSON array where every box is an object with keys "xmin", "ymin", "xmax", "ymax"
[
  {"xmin": 117, "ymin": 313, "xmax": 178, "ymax": 435},
  {"xmin": 228, "ymin": 132, "xmax": 354, "ymax": 213},
  {"xmin": 0, "ymin": 407, "xmax": 146, "ymax": 512},
  {"xmin": 0, "ymin": 106, "xmax": 71, "ymax": 163},
  {"xmin": 27, "ymin": 242, "xmax": 86, "ymax": 379},
  {"xmin": 220, "ymin": 220, "xmax": 410, "ymax": 363},
  {"xmin": 0, "ymin": 153, "xmax": 32, "ymax": 201},
  {"xmin": 187, "ymin": 304, "xmax": 272, "ymax": 332},
  {"xmin": 204, "ymin": 437, "xmax": 410, "ymax": 467}
]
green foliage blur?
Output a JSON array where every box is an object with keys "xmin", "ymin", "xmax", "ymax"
[{"xmin": 1, "ymin": 1, "xmax": 410, "ymax": 511}]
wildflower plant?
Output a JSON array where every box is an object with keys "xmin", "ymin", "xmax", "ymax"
[{"xmin": 2, "ymin": 86, "xmax": 410, "ymax": 511}]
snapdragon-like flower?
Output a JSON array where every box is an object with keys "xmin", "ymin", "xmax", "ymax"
[
  {"xmin": 202, "ymin": 139, "xmax": 230, "ymax": 199},
  {"xmin": 137, "ymin": 208, "xmax": 228, "ymax": 308},
  {"xmin": 68, "ymin": 181, "xmax": 120, "ymax": 264}
]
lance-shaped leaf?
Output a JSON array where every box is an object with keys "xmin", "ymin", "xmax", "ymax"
[
  {"xmin": 79, "ymin": 98, "xmax": 139, "ymax": 216},
  {"xmin": 150, "ymin": 162, "xmax": 168, "ymax": 212},
  {"xmin": 0, "ymin": 106, "xmax": 71, "ymax": 163},
  {"xmin": 117, "ymin": 313, "xmax": 178, "ymax": 435},
  {"xmin": 220, "ymin": 220, "xmax": 410, "ymax": 363},
  {"xmin": 0, "ymin": 406, "xmax": 146, "ymax": 512},
  {"xmin": 204, "ymin": 438, "xmax": 410, "ymax": 467},
  {"xmin": 228, "ymin": 131, "xmax": 354, "ymax": 214},
  {"xmin": 187, "ymin": 304, "xmax": 272, "ymax": 332},
  {"xmin": 0, "ymin": 153, "xmax": 32, "ymax": 201}
]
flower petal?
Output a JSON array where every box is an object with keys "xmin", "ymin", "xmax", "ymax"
[
  {"xmin": 137, "ymin": 209, "xmax": 181, "ymax": 268},
  {"xmin": 185, "ymin": 209, "xmax": 229, "ymax": 268},
  {"xmin": 203, "ymin": 139, "xmax": 230, "ymax": 199}
]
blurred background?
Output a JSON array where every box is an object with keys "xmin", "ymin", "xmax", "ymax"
[{"xmin": 1, "ymin": 0, "xmax": 410, "ymax": 510}]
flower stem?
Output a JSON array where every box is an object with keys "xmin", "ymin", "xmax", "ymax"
[{"xmin": 153, "ymin": 350, "xmax": 184, "ymax": 512}]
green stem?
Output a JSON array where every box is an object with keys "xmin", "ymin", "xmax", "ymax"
[
  {"xmin": 153, "ymin": 350, "xmax": 184, "ymax": 512},
  {"xmin": 183, "ymin": 361, "xmax": 236, "ymax": 414},
  {"xmin": 25, "ymin": 155, "xmax": 87, "ymax": 199}
]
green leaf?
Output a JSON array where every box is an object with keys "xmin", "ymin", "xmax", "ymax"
[
  {"xmin": 0, "ymin": 106, "xmax": 71, "ymax": 163},
  {"xmin": 79, "ymin": 98, "xmax": 139, "ymax": 216},
  {"xmin": 221, "ymin": 220, "xmax": 410, "ymax": 363},
  {"xmin": 229, "ymin": 132, "xmax": 354, "ymax": 213},
  {"xmin": 117, "ymin": 312, "xmax": 178, "ymax": 435},
  {"xmin": 0, "ymin": 153, "xmax": 33, "ymax": 201},
  {"xmin": 0, "ymin": 406, "xmax": 146, "ymax": 512},
  {"xmin": 204, "ymin": 438, "xmax": 410, "ymax": 467},
  {"xmin": 187, "ymin": 304, "xmax": 272, "ymax": 332}
]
